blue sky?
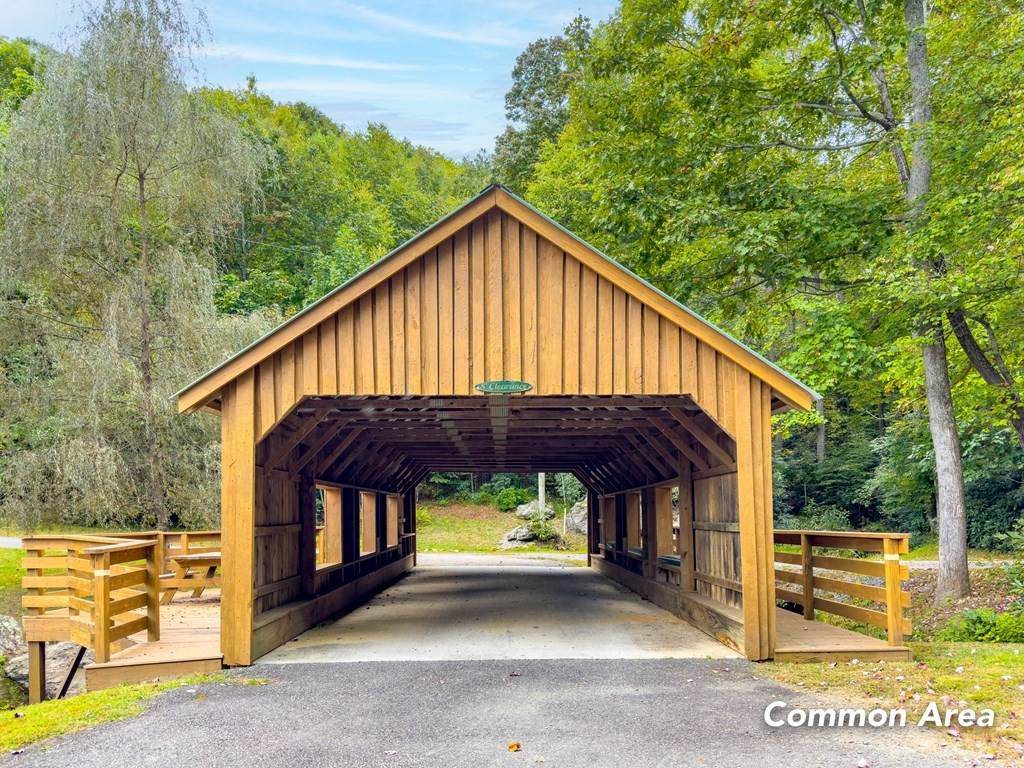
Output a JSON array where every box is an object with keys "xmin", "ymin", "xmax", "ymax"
[{"xmin": 1, "ymin": 1, "xmax": 617, "ymax": 157}]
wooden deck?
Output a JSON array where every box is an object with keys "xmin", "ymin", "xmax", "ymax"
[
  {"xmin": 85, "ymin": 599, "xmax": 223, "ymax": 690},
  {"xmin": 774, "ymin": 606, "xmax": 912, "ymax": 663}
]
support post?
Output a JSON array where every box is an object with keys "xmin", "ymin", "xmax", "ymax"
[
  {"xmin": 342, "ymin": 488, "xmax": 360, "ymax": 564},
  {"xmin": 800, "ymin": 533, "xmax": 814, "ymax": 621},
  {"xmin": 299, "ymin": 474, "xmax": 317, "ymax": 598},
  {"xmin": 221, "ymin": 370, "xmax": 257, "ymax": 666},
  {"xmin": 93, "ymin": 551, "xmax": 111, "ymax": 664},
  {"xmin": 677, "ymin": 460, "xmax": 695, "ymax": 591},
  {"xmin": 883, "ymin": 537, "xmax": 905, "ymax": 646},
  {"xmin": 27, "ymin": 641, "xmax": 45, "ymax": 704},
  {"xmin": 146, "ymin": 543, "xmax": 161, "ymax": 642},
  {"xmin": 642, "ymin": 487, "xmax": 657, "ymax": 579}
]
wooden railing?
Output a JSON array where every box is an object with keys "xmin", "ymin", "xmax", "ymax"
[
  {"xmin": 22, "ymin": 535, "xmax": 161, "ymax": 700},
  {"xmin": 773, "ymin": 530, "xmax": 911, "ymax": 646}
]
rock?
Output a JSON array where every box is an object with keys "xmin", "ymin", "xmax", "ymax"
[
  {"xmin": 566, "ymin": 501, "xmax": 588, "ymax": 535},
  {"xmin": 0, "ymin": 615, "xmax": 26, "ymax": 659},
  {"xmin": 505, "ymin": 524, "xmax": 537, "ymax": 542},
  {"xmin": 514, "ymin": 500, "xmax": 555, "ymax": 520},
  {"xmin": 5, "ymin": 642, "xmax": 94, "ymax": 699}
]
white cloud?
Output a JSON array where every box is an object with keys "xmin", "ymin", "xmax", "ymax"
[{"xmin": 202, "ymin": 44, "xmax": 421, "ymax": 71}]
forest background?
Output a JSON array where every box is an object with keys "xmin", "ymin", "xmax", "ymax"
[{"xmin": 2, "ymin": 0, "xmax": 1024, "ymax": 602}]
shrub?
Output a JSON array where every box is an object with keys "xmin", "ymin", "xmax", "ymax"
[
  {"xmin": 528, "ymin": 516, "xmax": 559, "ymax": 542},
  {"xmin": 496, "ymin": 488, "xmax": 528, "ymax": 512},
  {"xmin": 939, "ymin": 607, "xmax": 1024, "ymax": 642}
]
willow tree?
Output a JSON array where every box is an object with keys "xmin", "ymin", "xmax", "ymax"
[{"xmin": 0, "ymin": 0, "xmax": 267, "ymax": 529}]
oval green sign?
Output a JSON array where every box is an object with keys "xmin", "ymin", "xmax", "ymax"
[{"xmin": 475, "ymin": 380, "xmax": 533, "ymax": 394}]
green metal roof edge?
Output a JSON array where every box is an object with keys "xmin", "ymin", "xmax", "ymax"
[{"xmin": 175, "ymin": 183, "xmax": 821, "ymax": 404}]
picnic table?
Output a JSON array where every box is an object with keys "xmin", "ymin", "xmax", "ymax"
[{"xmin": 160, "ymin": 552, "xmax": 221, "ymax": 604}]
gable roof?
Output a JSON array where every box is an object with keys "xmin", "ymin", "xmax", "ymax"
[{"xmin": 175, "ymin": 184, "xmax": 819, "ymax": 414}]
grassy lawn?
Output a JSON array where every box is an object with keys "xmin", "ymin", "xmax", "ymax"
[
  {"xmin": 416, "ymin": 503, "xmax": 586, "ymax": 553},
  {"xmin": 0, "ymin": 547, "xmax": 24, "ymax": 619},
  {"xmin": 760, "ymin": 642, "xmax": 1024, "ymax": 760},
  {"xmin": 0, "ymin": 673, "xmax": 267, "ymax": 753}
]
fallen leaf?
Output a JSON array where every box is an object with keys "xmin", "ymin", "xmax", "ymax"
[
  {"xmin": 947, "ymin": 727, "xmax": 960, "ymax": 739},
  {"xmin": 509, "ymin": 742, "xmax": 522, "ymax": 753},
  {"xmin": 509, "ymin": 672, "xmax": 521, "ymax": 678},
  {"xmin": 384, "ymin": 751, "xmax": 397, "ymax": 756}
]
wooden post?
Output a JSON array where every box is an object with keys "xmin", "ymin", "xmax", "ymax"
[
  {"xmin": 883, "ymin": 537, "xmax": 904, "ymax": 646},
  {"xmin": 220, "ymin": 370, "xmax": 257, "ymax": 666},
  {"xmin": 155, "ymin": 531, "xmax": 166, "ymax": 578},
  {"xmin": 146, "ymin": 543, "xmax": 160, "ymax": 642},
  {"xmin": 299, "ymin": 475, "xmax": 317, "ymax": 598},
  {"xmin": 27, "ymin": 641, "xmax": 46, "ymax": 704},
  {"xmin": 800, "ymin": 533, "xmax": 815, "ymax": 621},
  {"xmin": 404, "ymin": 489, "xmax": 417, "ymax": 565},
  {"xmin": 342, "ymin": 488, "xmax": 360, "ymax": 564},
  {"xmin": 376, "ymin": 494, "xmax": 388, "ymax": 553},
  {"xmin": 677, "ymin": 461, "xmax": 695, "ymax": 591},
  {"xmin": 642, "ymin": 487, "xmax": 657, "ymax": 579},
  {"xmin": 735, "ymin": 372, "xmax": 775, "ymax": 660},
  {"xmin": 586, "ymin": 490, "xmax": 599, "ymax": 564},
  {"xmin": 93, "ymin": 551, "xmax": 111, "ymax": 664}
]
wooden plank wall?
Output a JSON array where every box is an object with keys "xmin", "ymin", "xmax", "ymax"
[
  {"xmin": 693, "ymin": 474, "xmax": 742, "ymax": 608},
  {"xmin": 248, "ymin": 209, "xmax": 745, "ymax": 441}
]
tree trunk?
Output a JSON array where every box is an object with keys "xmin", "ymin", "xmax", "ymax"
[
  {"xmin": 138, "ymin": 174, "xmax": 167, "ymax": 529},
  {"xmin": 922, "ymin": 326, "xmax": 970, "ymax": 599},
  {"xmin": 903, "ymin": 0, "xmax": 970, "ymax": 601},
  {"xmin": 815, "ymin": 399, "xmax": 826, "ymax": 462}
]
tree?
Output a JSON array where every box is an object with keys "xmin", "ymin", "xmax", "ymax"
[
  {"xmin": 529, "ymin": 0, "xmax": 1024, "ymax": 600},
  {"xmin": 0, "ymin": 0, "xmax": 269, "ymax": 529},
  {"xmin": 493, "ymin": 18, "xmax": 590, "ymax": 193}
]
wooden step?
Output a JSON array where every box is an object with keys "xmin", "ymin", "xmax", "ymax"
[{"xmin": 85, "ymin": 633, "xmax": 222, "ymax": 690}]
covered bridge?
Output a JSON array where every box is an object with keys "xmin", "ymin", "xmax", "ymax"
[{"xmin": 176, "ymin": 185, "xmax": 822, "ymax": 666}]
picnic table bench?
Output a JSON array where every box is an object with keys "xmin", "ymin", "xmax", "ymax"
[{"xmin": 160, "ymin": 552, "xmax": 221, "ymax": 604}]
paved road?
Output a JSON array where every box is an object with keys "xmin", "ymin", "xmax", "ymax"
[
  {"xmin": 0, "ymin": 536, "xmax": 21, "ymax": 549},
  {"xmin": 262, "ymin": 554, "xmax": 736, "ymax": 663},
  {"xmin": 6, "ymin": 660, "xmax": 971, "ymax": 768}
]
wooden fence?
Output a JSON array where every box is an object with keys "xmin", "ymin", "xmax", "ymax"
[
  {"xmin": 22, "ymin": 535, "xmax": 161, "ymax": 701},
  {"xmin": 773, "ymin": 530, "xmax": 911, "ymax": 646}
]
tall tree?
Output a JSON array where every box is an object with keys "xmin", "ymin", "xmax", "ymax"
[
  {"xmin": 0, "ymin": 0, "xmax": 268, "ymax": 528},
  {"xmin": 493, "ymin": 18, "xmax": 590, "ymax": 193},
  {"xmin": 530, "ymin": 0, "xmax": 1024, "ymax": 599}
]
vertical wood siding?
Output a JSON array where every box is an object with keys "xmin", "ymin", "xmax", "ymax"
[{"xmin": 249, "ymin": 211, "xmax": 744, "ymax": 441}]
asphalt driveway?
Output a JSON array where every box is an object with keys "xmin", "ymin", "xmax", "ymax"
[{"xmin": 6, "ymin": 659, "xmax": 968, "ymax": 768}]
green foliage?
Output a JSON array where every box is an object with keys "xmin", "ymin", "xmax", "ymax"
[
  {"xmin": 495, "ymin": 488, "xmax": 531, "ymax": 512},
  {"xmin": 939, "ymin": 607, "xmax": 1024, "ymax": 643}
]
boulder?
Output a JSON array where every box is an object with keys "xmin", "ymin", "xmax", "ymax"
[
  {"xmin": 0, "ymin": 615, "xmax": 26, "ymax": 659},
  {"xmin": 505, "ymin": 524, "xmax": 536, "ymax": 542},
  {"xmin": 566, "ymin": 500, "xmax": 588, "ymax": 535},
  {"xmin": 5, "ymin": 642, "xmax": 94, "ymax": 699},
  {"xmin": 514, "ymin": 500, "xmax": 555, "ymax": 520}
]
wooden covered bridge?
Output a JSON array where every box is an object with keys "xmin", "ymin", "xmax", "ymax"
[{"xmin": 20, "ymin": 186, "xmax": 913, "ymax": 699}]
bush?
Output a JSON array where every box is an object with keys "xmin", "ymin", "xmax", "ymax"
[
  {"xmin": 496, "ymin": 488, "xmax": 530, "ymax": 512},
  {"xmin": 528, "ymin": 516, "xmax": 559, "ymax": 541},
  {"xmin": 939, "ymin": 607, "xmax": 1024, "ymax": 643}
]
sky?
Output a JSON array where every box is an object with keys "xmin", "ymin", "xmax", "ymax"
[{"xmin": 0, "ymin": 0, "xmax": 617, "ymax": 158}]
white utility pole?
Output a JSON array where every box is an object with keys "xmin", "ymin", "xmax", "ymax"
[{"xmin": 538, "ymin": 472, "xmax": 545, "ymax": 513}]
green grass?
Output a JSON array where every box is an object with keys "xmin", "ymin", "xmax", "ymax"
[
  {"xmin": 0, "ymin": 548, "xmax": 24, "ymax": 619},
  {"xmin": 0, "ymin": 673, "xmax": 268, "ymax": 753},
  {"xmin": 416, "ymin": 503, "xmax": 586, "ymax": 553},
  {"xmin": 761, "ymin": 642, "xmax": 1024, "ymax": 759}
]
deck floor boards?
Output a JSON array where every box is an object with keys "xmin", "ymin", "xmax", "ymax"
[{"xmin": 774, "ymin": 606, "xmax": 911, "ymax": 662}]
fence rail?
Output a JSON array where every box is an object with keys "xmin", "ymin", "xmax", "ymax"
[
  {"xmin": 773, "ymin": 530, "xmax": 911, "ymax": 646},
  {"xmin": 22, "ymin": 534, "xmax": 161, "ymax": 690}
]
